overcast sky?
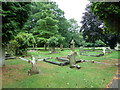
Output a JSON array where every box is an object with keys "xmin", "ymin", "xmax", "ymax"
[{"xmin": 52, "ymin": 0, "xmax": 90, "ymax": 26}]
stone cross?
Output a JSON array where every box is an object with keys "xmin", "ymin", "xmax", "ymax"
[
  {"xmin": 67, "ymin": 51, "xmax": 77, "ymax": 68},
  {"xmin": 70, "ymin": 40, "xmax": 75, "ymax": 51}
]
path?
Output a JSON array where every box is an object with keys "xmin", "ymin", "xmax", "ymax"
[{"xmin": 107, "ymin": 66, "xmax": 120, "ymax": 89}]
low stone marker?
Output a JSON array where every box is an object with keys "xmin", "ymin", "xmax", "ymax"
[
  {"xmin": 92, "ymin": 47, "xmax": 95, "ymax": 51},
  {"xmin": 60, "ymin": 44, "xmax": 64, "ymax": 51},
  {"xmin": 79, "ymin": 46, "xmax": 84, "ymax": 55},
  {"xmin": 105, "ymin": 48, "xmax": 111, "ymax": 53}
]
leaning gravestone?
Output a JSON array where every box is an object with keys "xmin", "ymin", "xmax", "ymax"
[
  {"xmin": 79, "ymin": 46, "xmax": 84, "ymax": 55},
  {"xmin": 70, "ymin": 40, "xmax": 75, "ymax": 51},
  {"xmin": 67, "ymin": 51, "xmax": 77, "ymax": 68}
]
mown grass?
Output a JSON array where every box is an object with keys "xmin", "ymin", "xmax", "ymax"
[{"xmin": 3, "ymin": 48, "xmax": 119, "ymax": 88}]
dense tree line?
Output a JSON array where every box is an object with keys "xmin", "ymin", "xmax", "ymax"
[
  {"xmin": 2, "ymin": 1, "xmax": 119, "ymax": 66},
  {"xmin": 2, "ymin": 2, "xmax": 84, "ymax": 57},
  {"xmin": 80, "ymin": 3, "xmax": 120, "ymax": 49}
]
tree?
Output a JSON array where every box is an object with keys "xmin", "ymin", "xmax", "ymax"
[
  {"xmin": 68, "ymin": 18, "xmax": 80, "ymax": 33},
  {"xmin": 48, "ymin": 36, "xmax": 58, "ymax": 53},
  {"xmin": 2, "ymin": 2, "xmax": 31, "ymax": 44},
  {"xmin": 90, "ymin": 2, "xmax": 120, "ymax": 34},
  {"xmin": 80, "ymin": 4, "xmax": 103, "ymax": 44},
  {"xmin": 8, "ymin": 32, "xmax": 36, "ymax": 55},
  {"xmin": 1, "ymin": 2, "xmax": 31, "ymax": 66},
  {"xmin": 80, "ymin": 3, "xmax": 118, "ymax": 49},
  {"xmin": 23, "ymin": 2, "xmax": 71, "ymax": 48},
  {"xmin": 23, "ymin": 2, "xmax": 61, "ymax": 47},
  {"xmin": 67, "ymin": 18, "xmax": 84, "ymax": 47}
]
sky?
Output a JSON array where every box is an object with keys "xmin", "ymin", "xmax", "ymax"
[{"xmin": 52, "ymin": 0, "xmax": 90, "ymax": 26}]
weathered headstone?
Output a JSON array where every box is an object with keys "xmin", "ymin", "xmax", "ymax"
[
  {"xmin": 70, "ymin": 40, "xmax": 75, "ymax": 51},
  {"xmin": 67, "ymin": 51, "xmax": 77, "ymax": 68},
  {"xmin": 28, "ymin": 55, "xmax": 40, "ymax": 75},
  {"xmin": 116, "ymin": 43, "xmax": 120, "ymax": 51},
  {"xmin": 105, "ymin": 48, "xmax": 111, "ymax": 53},
  {"xmin": 92, "ymin": 47, "xmax": 95, "ymax": 51},
  {"xmin": 79, "ymin": 46, "xmax": 84, "ymax": 55},
  {"xmin": 60, "ymin": 44, "xmax": 64, "ymax": 51},
  {"xmin": 19, "ymin": 55, "xmax": 40, "ymax": 75},
  {"xmin": 102, "ymin": 47, "xmax": 106, "ymax": 54}
]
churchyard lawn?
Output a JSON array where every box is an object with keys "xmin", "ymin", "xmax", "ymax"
[{"xmin": 2, "ymin": 48, "xmax": 119, "ymax": 88}]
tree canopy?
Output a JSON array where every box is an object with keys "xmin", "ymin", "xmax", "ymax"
[
  {"xmin": 2, "ymin": 2, "xmax": 31, "ymax": 44},
  {"xmin": 90, "ymin": 2, "xmax": 120, "ymax": 34}
]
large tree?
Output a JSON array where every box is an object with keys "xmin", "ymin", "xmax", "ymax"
[
  {"xmin": 80, "ymin": 3, "xmax": 118, "ymax": 49},
  {"xmin": 90, "ymin": 2, "xmax": 120, "ymax": 34},
  {"xmin": 23, "ymin": 2, "xmax": 70, "ymax": 48},
  {"xmin": 1, "ymin": 2, "xmax": 31, "ymax": 66}
]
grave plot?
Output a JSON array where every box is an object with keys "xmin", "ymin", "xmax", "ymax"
[
  {"xmin": 79, "ymin": 47, "xmax": 112, "ymax": 57},
  {"xmin": 43, "ymin": 50, "xmax": 114, "ymax": 69},
  {"xmin": 19, "ymin": 55, "xmax": 52, "ymax": 75}
]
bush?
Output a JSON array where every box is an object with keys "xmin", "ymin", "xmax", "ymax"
[{"xmin": 10, "ymin": 32, "xmax": 36, "ymax": 55}]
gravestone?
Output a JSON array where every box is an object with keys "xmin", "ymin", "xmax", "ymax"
[
  {"xmin": 105, "ymin": 48, "xmax": 111, "ymax": 53},
  {"xmin": 79, "ymin": 46, "xmax": 84, "ymax": 55},
  {"xmin": 70, "ymin": 40, "xmax": 75, "ymax": 51},
  {"xmin": 116, "ymin": 43, "xmax": 120, "ymax": 51},
  {"xmin": 92, "ymin": 47, "xmax": 95, "ymax": 51},
  {"xmin": 102, "ymin": 47, "xmax": 106, "ymax": 54},
  {"xmin": 28, "ymin": 55, "xmax": 40, "ymax": 75},
  {"xmin": 60, "ymin": 44, "xmax": 64, "ymax": 51},
  {"xmin": 67, "ymin": 51, "xmax": 77, "ymax": 68}
]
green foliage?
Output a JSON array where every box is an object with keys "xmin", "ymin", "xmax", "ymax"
[
  {"xmin": 12, "ymin": 32, "xmax": 36, "ymax": 55},
  {"xmin": 23, "ymin": 2, "xmax": 62, "ymax": 47},
  {"xmin": 90, "ymin": 2, "xmax": 120, "ymax": 33},
  {"xmin": 48, "ymin": 36, "xmax": 58, "ymax": 47},
  {"xmin": 36, "ymin": 37, "xmax": 47, "ymax": 47},
  {"xmin": 2, "ymin": 2, "xmax": 31, "ymax": 44}
]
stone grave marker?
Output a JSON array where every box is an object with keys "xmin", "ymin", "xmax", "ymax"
[
  {"xmin": 92, "ymin": 47, "xmax": 95, "ymax": 51},
  {"xmin": 60, "ymin": 44, "xmax": 64, "ymax": 51},
  {"xmin": 79, "ymin": 46, "xmax": 84, "ymax": 55},
  {"xmin": 70, "ymin": 40, "xmax": 75, "ymax": 51},
  {"xmin": 102, "ymin": 47, "xmax": 106, "ymax": 54},
  {"xmin": 105, "ymin": 48, "xmax": 111, "ymax": 53},
  {"xmin": 116, "ymin": 43, "xmax": 120, "ymax": 51},
  {"xmin": 67, "ymin": 51, "xmax": 77, "ymax": 68}
]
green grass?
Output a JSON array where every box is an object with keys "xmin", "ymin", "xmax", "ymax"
[{"xmin": 3, "ymin": 48, "xmax": 119, "ymax": 88}]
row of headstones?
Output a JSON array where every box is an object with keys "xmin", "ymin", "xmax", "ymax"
[
  {"xmin": 68, "ymin": 40, "xmax": 114, "ymax": 69},
  {"xmin": 70, "ymin": 39, "xmax": 112, "ymax": 55},
  {"xmin": 79, "ymin": 47, "xmax": 111, "ymax": 55}
]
